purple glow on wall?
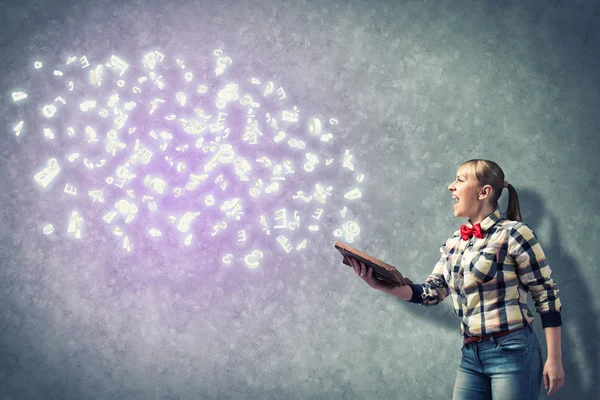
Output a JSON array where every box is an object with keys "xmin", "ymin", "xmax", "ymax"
[{"xmin": 12, "ymin": 48, "xmax": 365, "ymax": 270}]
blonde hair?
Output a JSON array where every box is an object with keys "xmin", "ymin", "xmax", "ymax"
[{"xmin": 460, "ymin": 159, "xmax": 522, "ymax": 222}]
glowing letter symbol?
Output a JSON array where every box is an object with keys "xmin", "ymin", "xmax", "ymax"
[
  {"xmin": 67, "ymin": 211, "xmax": 83, "ymax": 239},
  {"xmin": 34, "ymin": 158, "xmax": 60, "ymax": 188}
]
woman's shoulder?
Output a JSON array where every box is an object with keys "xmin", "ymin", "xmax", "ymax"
[{"xmin": 497, "ymin": 218, "xmax": 531, "ymax": 233}]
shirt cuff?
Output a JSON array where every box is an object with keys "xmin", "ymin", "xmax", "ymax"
[
  {"xmin": 408, "ymin": 284, "xmax": 424, "ymax": 303},
  {"xmin": 541, "ymin": 311, "xmax": 562, "ymax": 328}
]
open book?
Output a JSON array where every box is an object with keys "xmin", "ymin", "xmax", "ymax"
[{"xmin": 334, "ymin": 241, "xmax": 413, "ymax": 287}]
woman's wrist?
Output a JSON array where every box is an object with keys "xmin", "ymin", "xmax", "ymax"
[{"xmin": 380, "ymin": 283, "xmax": 413, "ymax": 301}]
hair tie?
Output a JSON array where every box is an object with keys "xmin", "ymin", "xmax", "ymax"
[{"xmin": 503, "ymin": 181, "xmax": 509, "ymax": 188}]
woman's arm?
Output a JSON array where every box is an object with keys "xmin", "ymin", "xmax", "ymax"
[
  {"xmin": 380, "ymin": 284, "xmax": 413, "ymax": 301},
  {"xmin": 543, "ymin": 326, "xmax": 564, "ymax": 396},
  {"xmin": 545, "ymin": 326, "xmax": 562, "ymax": 360}
]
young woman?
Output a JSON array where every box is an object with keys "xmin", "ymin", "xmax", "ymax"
[{"xmin": 349, "ymin": 159, "xmax": 564, "ymax": 399}]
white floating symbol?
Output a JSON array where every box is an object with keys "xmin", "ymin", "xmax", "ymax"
[
  {"xmin": 42, "ymin": 224, "xmax": 54, "ymax": 235},
  {"xmin": 106, "ymin": 55, "xmax": 129, "ymax": 76},
  {"xmin": 64, "ymin": 183, "xmax": 77, "ymax": 195},
  {"xmin": 149, "ymin": 228, "xmax": 162, "ymax": 237},
  {"xmin": 90, "ymin": 64, "xmax": 104, "ymax": 86},
  {"xmin": 244, "ymin": 250, "xmax": 264, "ymax": 269},
  {"xmin": 309, "ymin": 118, "xmax": 321, "ymax": 135},
  {"xmin": 79, "ymin": 56, "xmax": 90, "ymax": 68},
  {"xmin": 12, "ymin": 92, "xmax": 28, "ymax": 102},
  {"xmin": 263, "ymin": 81, "xmax": 274, "ymax": 97},
  {"xmin": 80, "ymin": 100, "xmax": 97, "ymax": 112},
  {"xmin": 344, "ymin": 188, "xmax": 362, "ymax": 200},
  {"xmin": 42, "ymin": 104, "xmax": 57, "ymax": 118},
  {"xmin": 67, "ymin": 211, "xmax": 83, "ymax": 239},
  {"xmin": 13, "ymin": 121, "xmax": 24, "ymax": 137},
  {"xmin": 34, "ymin": 158, "xmax": 60, "ymax": 188}
]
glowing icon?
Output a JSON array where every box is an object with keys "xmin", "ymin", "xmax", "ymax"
[
  {"xmin": 42, "ymin": 224, "xmax": 54, "ymax": 235},
  {"xmin": 67, "ymin": 211, "xmax": 83, "ymax": 239},
  {"xmin": 309, "ymin": 118, "xmax": 322, "ymax": 135},
  {"xmin": 90, "ymin": 64, "xmax": 104, "ymax": 86},
  {"xmin": 123, "ymin": 236, "xmax": 131, "ymax": 252},
  {"xmin": 12, "ymin": 92, "xmax": 28, "ymax": 102},
  {"xmin": 106, "ymin": 55, "xmax": 129, "ymax": 76},
  {"xmin": 314, "ymin": 183, "xmax": 333, "ymax": 204},
  {"xmin": 220, "ymin": 198, "xmax": 243, "ymax": 220},
  {"xmin": 176, "ymin": 92, "xmax": 187, "ymax": 106},
  {"xmin": 143, "ymin": 50, "xmax": 165, "ymax": 70},
  {"xmin": 149, "ymin": 228, "xmax": 162, "ymax": 237},
  {"xmin": 215, "ymin": 56, "xmax": 232, "ymax": 76},
  {"xmin": 79, "ymin": 101, "xmax": 96, "ymax": 112},
  {"xmin": 244, "ymin": 250, "xmax": 264, "ymax": 269},
  {"xmin": 13, "ymin": 121, "xmax": 24, "ymax": 136},
  {"xmin": 344, "ymin": 188, "xmax": 362, "ymax": 200},
  {"xmin": 276, "ymin": 235, "xmax": 292, "ymax": 254},
  {"xmin": 177, "ymin": 212, "xmax": 200, "ymax": 233},
  {"xmin": 211, "ymin": 221, "xmax": 227, "ymax": 236},
  {"xmin": 276, "ymin": 87, "xmax": 287, "ymax": 100},
  {"xmin": 263, "ymin": 81, "xmax": 274, "ymax": 96},
  {"xmin": 43, "ymin": 128, "xmax": 55, "ymax": 139},
  {"xmin": 320, "ymin": 133, "xmax": 334, "ymax": 142},
  {"xmin": 79, "ymin": 56, "xmax": 90, "ymax": 68},
  {"xmin": 34, "ymin": 158, "xmax": 60, "ymax": 188},
  {"xmin": 282, "ymin": 106, "xmax": 299, "ymax": 122},
  {"xmin": 143, "ymin": 175, "xmax": 167, "ymax": 194},
  {"xmin": 343, "ymin": 150, "xmax": 355, "ymax": 171},
  {"xmin": 89, "ymin": 190, "xmax": 105, "ymax": 203},
  {"xmin": 64, "ymin": 183, "xmax": 77, "ymax": 195},
  {"xmin": 42, "ymin": 104, "xmax": 57, "ymax": 118}
]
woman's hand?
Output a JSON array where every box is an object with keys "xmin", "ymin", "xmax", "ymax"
[
  {"xmin": 543, "ymin": 358, "xmax": 564, "ymax": 396},
  {"xmin": 347, "ymin": 257, "xmax": 388, "ymax": 291}
]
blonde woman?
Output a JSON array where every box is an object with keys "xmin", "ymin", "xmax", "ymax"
[{"xmin": 349, "ymin": 159, "xmax": 564, "ymax": 399}]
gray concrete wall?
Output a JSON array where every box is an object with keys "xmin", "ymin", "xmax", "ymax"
[{"xmin": 0, "ymin": 0, "xmax": 598, "ymax": 399}]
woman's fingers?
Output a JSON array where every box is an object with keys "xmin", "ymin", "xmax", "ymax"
[
  {"xmin": 346, "ymin": 258, "xmax": 370, "ymax": 279},
  {"xmin": 349, "ymin": 258, "xmax": 359, "ymax": 274}
]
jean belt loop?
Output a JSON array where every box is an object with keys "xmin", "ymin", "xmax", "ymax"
[{"xmin": 490, "ymin": 335, "xmax": 498, "ymax": 346}]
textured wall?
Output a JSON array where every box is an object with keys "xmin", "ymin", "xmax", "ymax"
[{"xmin": 1, "ymin": 0, "xmax": 599, "ymax": 399}]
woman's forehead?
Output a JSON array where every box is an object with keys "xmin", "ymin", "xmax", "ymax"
[{"xmin": 457, "ymin": 166, "xmax": 471, "ymax": 177}]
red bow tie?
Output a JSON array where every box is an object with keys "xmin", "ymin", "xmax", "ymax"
[{"xmin": 460, "ymin": 223, "xmax": 483, "ymax": 241}]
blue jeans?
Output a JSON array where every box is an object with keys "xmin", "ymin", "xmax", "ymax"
[{"xmin": 452, "ymin": 324, "xmax": 543, "ymax": 400}]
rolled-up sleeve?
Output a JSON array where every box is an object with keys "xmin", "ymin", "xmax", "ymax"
[
  {"xmin": 409, "ymin": 243, "xmax": 450, "ymax": 306},
  {"xmin": 508, "ymin": 223, "xmax": 562, "ymax": 328}
]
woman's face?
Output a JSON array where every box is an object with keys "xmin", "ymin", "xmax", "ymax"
[{"xmin": 448, "ymin": 166, "xmax": 480, "ymax": 218}]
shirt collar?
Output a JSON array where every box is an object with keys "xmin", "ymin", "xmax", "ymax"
[{"xmin": 465, "ymin": 208, "xmax": 502, "ymax": 233}]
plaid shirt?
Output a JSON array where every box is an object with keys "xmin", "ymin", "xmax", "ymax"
[{"xmin": 409, "ymin": 209, "xmax": 562, "ymax": 336}]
